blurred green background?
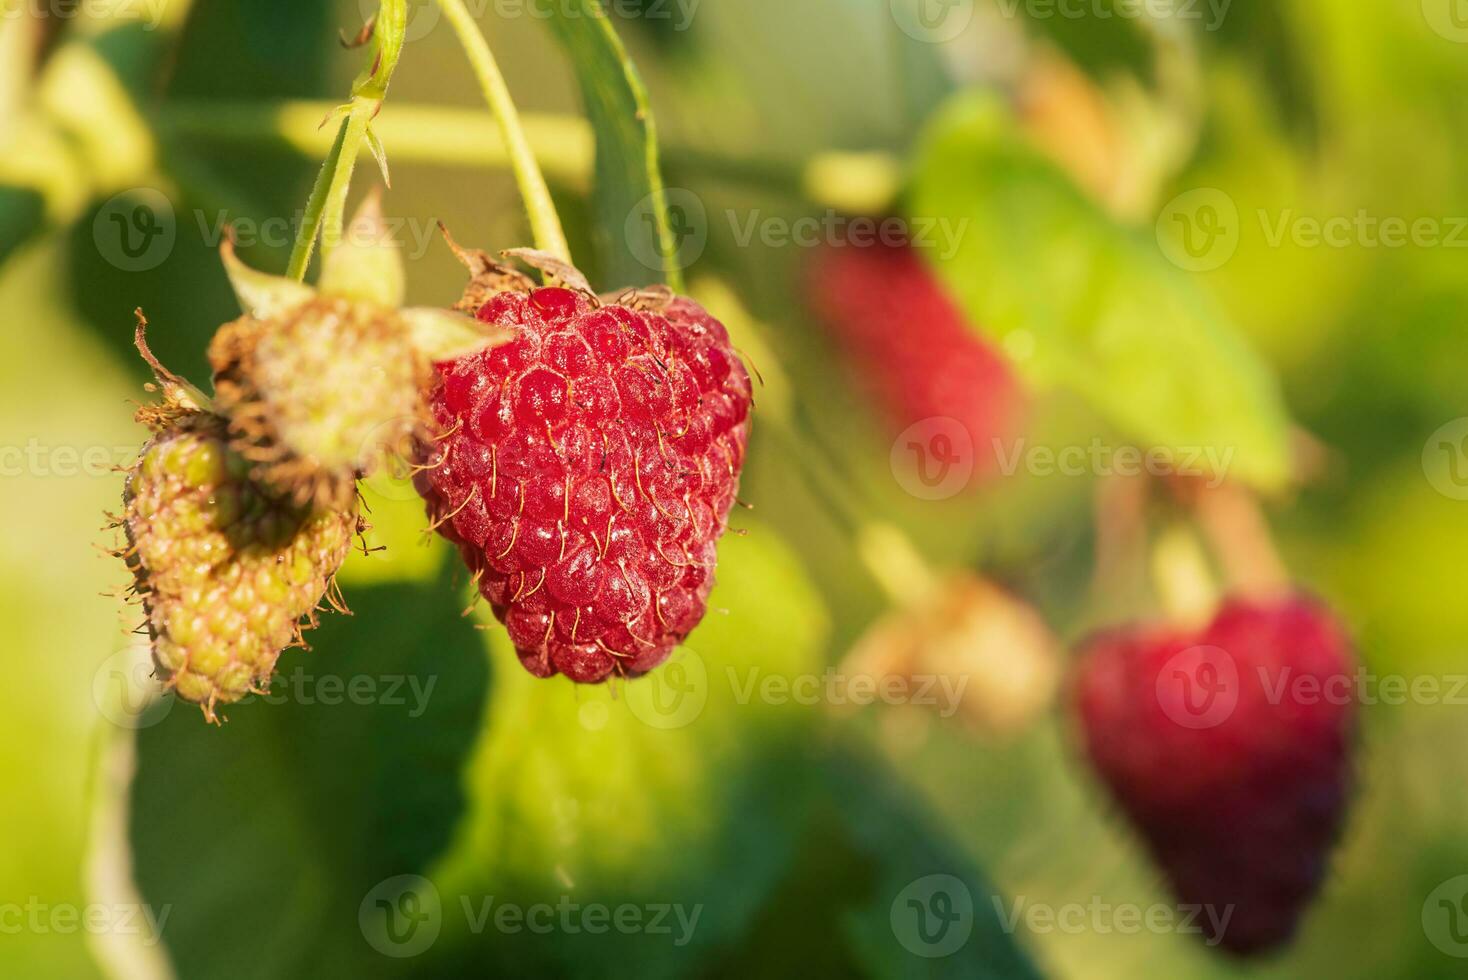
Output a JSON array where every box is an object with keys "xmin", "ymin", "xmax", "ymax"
[{"xmin": 3, "ymin": 0, "xmax": 1468, "ymax": 976}]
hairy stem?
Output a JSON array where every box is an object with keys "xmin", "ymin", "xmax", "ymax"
[{"xmin": 436, "ymin": 0, "xmax": 572, "ymax": 262}]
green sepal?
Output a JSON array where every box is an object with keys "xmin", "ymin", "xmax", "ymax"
[{"xmin": 318, "ymin": 189, "xmax": 405, "ymax": 308}]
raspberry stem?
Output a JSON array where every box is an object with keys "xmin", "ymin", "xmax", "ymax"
[
  {"xmin": 286, "ymin": 0, "xmax": 408, "ymax": 280},
  {"xmin": 436, "ymin": 0, "xmax": 572, "ymax": 264},
  {"xmin": 1150, "ymin": 524, "xmax": 1220, "ymax": 630}
]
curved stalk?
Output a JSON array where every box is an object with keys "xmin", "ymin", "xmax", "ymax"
[
  {"xmin": 436, "ymin": 0, "xmax": 571, "ymax": 263},
  {"xmin": 286, "ymin": 0, "xmax": 408, "ymax": 281}
]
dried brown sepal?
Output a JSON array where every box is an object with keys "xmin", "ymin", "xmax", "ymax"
[
  {"xmin": 438, "ymin": 222, "xmax": 535, "ymax": 313},
  {"xmin": 600, "ymin": 284, "xmax": 677, "ymax": 313},
  {"xmin": 500, "ymin": 247, "xmax": 597, "ymax": 298}
]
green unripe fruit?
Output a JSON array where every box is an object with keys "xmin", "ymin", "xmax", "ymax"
[{"xmin": 122, "ymin": 412, "xmax": 357, "ymax": 721}]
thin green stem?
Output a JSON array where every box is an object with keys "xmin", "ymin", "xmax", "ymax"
[
  {"xmin": 436, "ymin": 0, "xmax": 571, "ymax": 262},
  {"xmin": 287, "ymin": 119, "xmax": 350, "ymax": 280},
  {"xmin": 319, "ymin": 107, "xmax": 372, "ymax": 258},
  {"xmin": 286, "ymin": 0, "xmax": 407, "ymax": 281}
]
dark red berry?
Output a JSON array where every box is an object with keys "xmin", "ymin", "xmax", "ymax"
[
  {"xmin": 418, "ymin": 286, "xmax": 752, "ymax": 683},
  {"xmin": 1073, "ymin": 595, "xmax": 1358, "ymax": 955},
  {"xmin": 806, "ymin": 240, "xmax": 1025, "ymax": 482}
]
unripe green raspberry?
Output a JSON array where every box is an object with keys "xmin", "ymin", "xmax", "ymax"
[
  {"xmin": 122, "ymin": 412, "xmax": 357, "ymax": 721},
  {"xmin": 209, "ymin": 298, "xmax": 428, "ymax": 510},
  {"xmin": 205, "ymin": 194, "xmax": 503, "ymax": 509}
]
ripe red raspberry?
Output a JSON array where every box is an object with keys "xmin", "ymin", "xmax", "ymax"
[
  {"xmin": 418, "ymin": 284, "xmax": 752, "ymax": 683},
  {"xmin": 806, "ymin": 240, "xmax": 1025, "ymax": 482},
  {"xmin": 1072, "ymin": 596, "xmax": 1359, "ymax": 955}
]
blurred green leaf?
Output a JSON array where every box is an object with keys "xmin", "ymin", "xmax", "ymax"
[
  {"xmin": 546, "ymin": 0, "xmax": 678, "ymax": 290},
  {"xmin": 0, "ymin": 186, "xmax": 43, "ymax": 266},
  {"xmin": 129, "ymin": 576, "xmax": 488, "ymax": 980},
  {"xmin": 910, "ymin": 90, "xmax": 1293, "ymax": 489},
  {"xmin": 826, "ymin": 748, "xmax": 1043, "ymax": 980},
  {"xmin": 425, "ymin": 523, "xmax": 827, "ymax": 977}
]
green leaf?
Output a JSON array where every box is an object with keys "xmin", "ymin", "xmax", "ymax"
[
  {"xmin": 545, "ymin": 1, "xmax": 681, "ymax": 292},
  {"xmin": 424, "ymin": 523, "xmax": 828, "ymax": 978},
  {"xmin": 825, "ymin": 748, "xmax": 1043, "ymax": 980},
  {"xmin": 910, "ymin": 91, "xmax": 1293, "ymax": 490},
  {"xmin": 128, "ymin": 577, "xmax": 488, "ymax": 980},
  {"xmin": 716, "ymin": 747, "xmax": 1042, "ymax": 980}
]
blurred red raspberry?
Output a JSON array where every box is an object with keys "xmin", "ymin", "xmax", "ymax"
[
  {"xmin": 806, "ymin": 240, "xmax": 1025, "ymax": 485},
  {"xmin": 1073, "ymin": 595, "xmax": 1359, "ymax": 955}
]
